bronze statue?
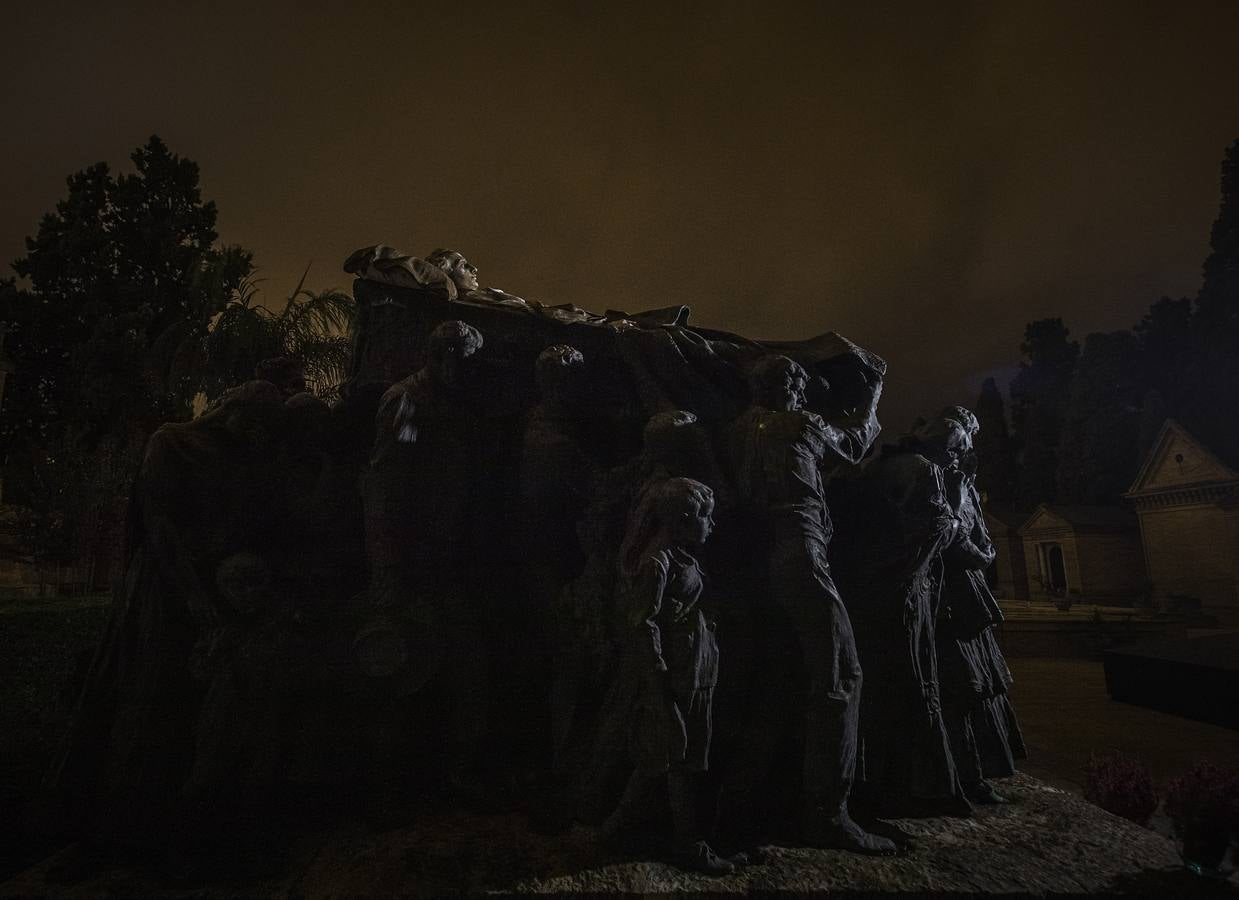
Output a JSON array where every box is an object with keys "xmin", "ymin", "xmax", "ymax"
[
  {"xmin": 423, "ymin": 248, "xmax": 480, "ymax": 295},
  {"xmin": 512, "ymin": 344, "xmax": 603, "ymax": 776},
  {"xmin": 50, "ymin": 381, "xmax": 290, "ymax": 850},
  {"xmin": 519, "ymin": 345, "xmax": 602, "ymax": 588},
  {"xmin": 362, "ymin": 319, "xmax": 489, "ymax": 796},
  {"xmin": 725, "ymin": 356, "xmax": 894, "ymax": 853},
  {"xmin": 936, "ymin": 406, "xmax": 1026, "ymax": 803},
  {"xmin": 566, "ymin": 411, "xmax": 719, "ymax": 800},
  {"xmin": 594, "ymin": 477, "xmax": 733, "ymax": 875},
  {"xmin": 181, "ymin": 552, "xmax": 292, "ymax": 829},
  {"xmin": 833, "ymin": 413, "xmax": 970, "ymax": 817}
]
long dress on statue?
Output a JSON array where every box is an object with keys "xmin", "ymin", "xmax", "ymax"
[
  {"xmin": 833, "ymin": 445, "xmax": 964, "ymax": 810},
  {"xmin": 49, "ymin": 383, "xmax": 287, "ymax": 847},
  {"xmin": 618, "ymin": 545, "xmax": 719, "ymax": 776},
  {"xmin": 937, "ymin": 481, "xmax": 1027, "ymax": 783}
]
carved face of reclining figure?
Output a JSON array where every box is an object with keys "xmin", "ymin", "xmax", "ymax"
[{"xmin": 425, "ymin": 248, "xmax": 480, "ymax": 294}]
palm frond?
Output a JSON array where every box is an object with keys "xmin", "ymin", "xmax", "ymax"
[
  {"xmin": 281, "ymin": 288, "xmax": 355, "ymax": 347},
  {"xmin": 196, "ymin": 292, "xmax": 282, "ymax": 402},
  {"xmin": 291, "ymin": 333, "xmax": 353, "ymax": 397},
  {"xmin": 192, "ymin": 272, "xmax": 355, "ymax": 406}
]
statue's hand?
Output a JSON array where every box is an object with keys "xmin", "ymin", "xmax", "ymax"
[{"xmin": 944, "ymin": 467, "xmax": 967, "ymax": 511}]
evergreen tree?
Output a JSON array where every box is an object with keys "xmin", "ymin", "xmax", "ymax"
[
  {"xmin": 1183, "ymin": 139, "xmax": 1239, "ymax": 461},
  {"xmin": 1134, "ymin": 297, "xmax": 1192, "ymax": 401},
  {"xmin": 1055, "ymin": 330, "xmax": 1142, "ymax": 504},
  {"xmin": 1009, "ymin": 318, "xmax": 1078, "ymax": 508},
  {"xmin": 1196, "ymin": 139, "xmax": 1239, "ymax": 332},
  {"xmin": 0, "ymin": 137, "xmax": 253, "ymax": 587},
  {"xmin": 1132, "ymin": 296, "xmax": 1192, "ymax": 456},
  {"xmin": 972, "ymin": 377, "xmax": 1016, "ymax": 507},
  {"xmin": 3, "ymin": 136, "xmax": 253, "ymax": 453}
]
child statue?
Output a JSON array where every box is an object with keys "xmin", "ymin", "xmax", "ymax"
[{"xmin": 598, "ymin": 476, "xmax": 733, "ymax": 875}]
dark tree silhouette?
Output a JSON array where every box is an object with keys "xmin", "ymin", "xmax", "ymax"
[
  {"xmin": 4, "ymin": 136, "xmax": 253, "ymax": 450},
  {"xmin": 0, "ymin": 137, "xmax": 253, "ymax": 588},
  {"xmin": 1182, "ymin": 139, "xmax": 1239, "ymax": 462},
  {"xmin": 1196, "ymin": 139, "xmax": 1239, "ymax": 333},
  {"xmin": 1055, "ymin": 331, "xmax": 1142, "ymax": 504},
  {"xmin": 1132, "ymin": 297, "xmax": 1192, "ymax": 457},
  {"xmin": 972, "ymin": 377, "xmax": 1016, "ymax": 507},
  {"xmin": 1009, "ymin": 318, "xmax": 1078, "ymax": 508}
]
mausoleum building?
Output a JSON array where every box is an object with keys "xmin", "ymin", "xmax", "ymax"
[
  {"xmin": 1017, "ymin": 504, "xmax": 1145, "ymax": 604},
  {"xmin": 1124, "ymin": 419, "xmax": 1239, "ymax": 625}
]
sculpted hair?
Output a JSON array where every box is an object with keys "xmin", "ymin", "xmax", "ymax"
[
  {"xmin": 425, "ymin": 248, "xmax": 463, "ymax": 270},
  {"xmin": 916, "ymin": 415, "xmax": 971, "ymax": 457},
  {"xmin": 748, "ymin": 355, "xmax": 806, "ymax": 401},
  {"xmin": 940, "ymin": 405, "xmax": 980, "ymax": 435},
  {"xmin": 619, "ymin": 476, "xmax": 714, "ymax": 576},
  {"xmin": 535, "ymin": 344, "xmax": 585, "ymax": 394},
  {"xmin": 652, "ymin": 476, "xmax": 714, "ymax": 524},
  {"xmin": 427, "ymin": 320, "xmax": 483, "ymax": 359},
  {"xmin": 642, "ymin": 408, "xmax": 698, "ymax": 455}
]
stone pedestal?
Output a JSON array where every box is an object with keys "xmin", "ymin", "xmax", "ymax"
[{"xmin": 7, "ymin": 773, "xmax": 1232, "ymax": 898}]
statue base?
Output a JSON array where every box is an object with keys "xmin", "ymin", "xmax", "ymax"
[{"xmin": 6, "ymin": 773, "xmax": 1223, "ymax": 898}]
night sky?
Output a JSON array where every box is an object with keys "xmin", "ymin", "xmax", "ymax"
[{"xmin": 4, "ymin": 1, "xmax": 1239, "ymax": 431}]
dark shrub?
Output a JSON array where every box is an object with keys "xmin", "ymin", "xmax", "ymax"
[
  {"xmin": 1164, "ymin": 760, "xmax": 1239, "ymax": 867},
  {"xmin": 1083, "ymin": 750, "xmax": 1158, "ymax": 826}
]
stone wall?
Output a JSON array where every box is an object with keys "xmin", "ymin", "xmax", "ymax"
[
  {"xmin": 1076, "ymin": 531, "xmax": 1147, "ymax": 600},
  {"xmin": 1137, "ymin": 503, "xmax": 1239, "ymax": 622}
]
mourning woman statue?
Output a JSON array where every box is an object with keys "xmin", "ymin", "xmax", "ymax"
[
  {"xmin": 179, "ymin": 552, "xmax": 292, "ymax": 839},
  {"xmin": 49, "ymin": 381, "xmax": 289, "ymax": 852},
  {"xmin": 936, "ymin": 406, "xmax": 1026, "ymax": 803},
  {"xmin": 520, "ymin": 344, "xmax": 601, "ymax": 594},
  {"xmin": 362, "ymin": 319, "xmax": 488, "ymax": 794},
  {"xmin": 366, "ymin": 319, "xmax": 485, "ymax": 608},
  {"xmin": 511, "ymin": 344, "xmax": 601, "ymax": 777},
  {"xmin": 594, "ymin": 477, "xmax": 733, "ymax": 876},
  {"xmin": 832, "ymin": 413, "xmax": 969, "ymax": 817}
]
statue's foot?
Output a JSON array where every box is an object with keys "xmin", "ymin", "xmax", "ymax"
[
  {"xmin": 965, "ymin": 780, "xmax": 1009, "ymax": 805},
  {"xmin": 726, "ymin": 845, "xmax": 773, "ymax": 867},
  {"xmin": 804, "ymin": 816, "xmax": 897, "ymax": 855},
  {"xmin": 851, "ymin": 815, "xmax": 917, "ymax": 852},
  {"xmin": 672, "ymin": 840, "xmax": 736, "ymax": 876}
]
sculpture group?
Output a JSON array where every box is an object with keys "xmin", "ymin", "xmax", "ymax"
[{"xmin": 50, "ymin": 248, "xmax": 1025, "ymax": 875}]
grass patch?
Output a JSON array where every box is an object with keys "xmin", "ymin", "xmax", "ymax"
[{"xmin": 1, "ymin": 593, "xmax": 112, "ymax": 810}]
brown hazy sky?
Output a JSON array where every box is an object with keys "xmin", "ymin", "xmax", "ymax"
[{"xmin": 4, "ymin": 0, "xmax": 1239, "ymax": 431}]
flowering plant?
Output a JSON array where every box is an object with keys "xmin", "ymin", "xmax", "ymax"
[
  {"xmin": 1164, "ymin": 761, "xmax": 1239, "ymax": 874},
  {"xmin": 1082, "ymin": 750, "xmax": 1158, "ymax": 826},
  {"xmin": 1165, "ymin": 761, "xmax": 1239, "ymax": 834}
]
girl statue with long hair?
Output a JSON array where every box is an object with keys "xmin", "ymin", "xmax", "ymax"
[{"xmin": 596, "ymin": 476, "xmax": 733, "ymax": 875}]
